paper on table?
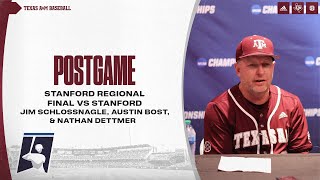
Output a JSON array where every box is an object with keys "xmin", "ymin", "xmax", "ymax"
[{"xmin": 218, "ymin": 156, "xmax": 271, "ymax": 173}]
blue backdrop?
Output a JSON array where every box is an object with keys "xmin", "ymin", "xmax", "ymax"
[{"xmin": 184, "ymin": 0, "xmax": 320, "ymax": 154}]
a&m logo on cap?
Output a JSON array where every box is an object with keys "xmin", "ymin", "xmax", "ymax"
[{"xmin": 253, "ymin": 39, "xmax": 267, "ymax": 50}]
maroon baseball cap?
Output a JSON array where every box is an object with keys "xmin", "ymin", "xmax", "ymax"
[{"xmin": 236, "ymin": 35, "xmax": 280, "ymax": 61}]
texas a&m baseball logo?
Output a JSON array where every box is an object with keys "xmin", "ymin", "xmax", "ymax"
[
  {"xmin": 253, "ymin": 39, "xmax": 267, "ymax": 49},
  {"xmin": 17, "ymin": 133, "xmax": 54, "ymax": 173}
]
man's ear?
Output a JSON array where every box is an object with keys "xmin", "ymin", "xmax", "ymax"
[{"xmin": 234, "ymin": 62, "xmax": 241, "ymax": 77}]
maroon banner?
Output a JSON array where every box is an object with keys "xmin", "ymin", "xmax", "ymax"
[{"xmin": 0, "ymin": 0, "xmax": 21, "ymax": 179}]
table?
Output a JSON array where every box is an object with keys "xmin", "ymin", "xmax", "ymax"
[{"xmin": 195, "ymin": 154, "xmax": 320, "ymax": 180}]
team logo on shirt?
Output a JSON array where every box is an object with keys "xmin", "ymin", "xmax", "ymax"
[
  {"xmin": 17, "ymin": 133, "xmax": 54, "ymax": 173},
  {"xmin": 234, "ymin": 128, "xmax": 288, "ymax": 149},
  {"xmin": 204, "ymin": 141, "xmax": 212, "ymax": 152},
  {"xmin": 279, "ymin": 112, "xmax": 288, "ymax": 119}
]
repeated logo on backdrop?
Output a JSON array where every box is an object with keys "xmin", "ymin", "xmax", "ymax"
[
  {"xmin": 278, "ymin": 2, "xmax": 290, "ymax": 13},
  {"xmin": 196, "ymin": 58, "xmax": 236, "ymax": 68},
  {"xmin": 251, "ymin": 2, "xmax": 319, "ymax": 15},
  {"xmin": 197, "ymin": 56, "xmax": 319, "ymax": 68},
  {"xmin": 305, "ymin": 56, "xmax": 320, "ymax": 67},
  {"xmin": 196, "ymin": 0, "xmax": 216, "ymax": 14},
  {"xmin": 292, "ymin": 2, "xmax": 304, "ymax": 14},
  {"xmin": 306, "ymin": 2, "xmax": 318, "ymax": 14},
  {"xmin": 278, "ymin": 2, "xmax": 319, "ymax": 14},
  {"xmin": 251, "ymin": 4, "xmax": 278, "ymax": 14},
  {"xmin": 197, "ymin": 5, "xmax": 216, "ymax": 14}
]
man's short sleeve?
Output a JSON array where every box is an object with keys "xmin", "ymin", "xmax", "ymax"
[
  {"xmin": 287, "ymin": 98, "xmax": 313, "ymax": 153},
  {"xmin": 204, "ymin": 102, "xmax": 233, "ymax": 154}
]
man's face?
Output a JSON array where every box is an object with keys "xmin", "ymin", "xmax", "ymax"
[{"xmin": 235, "ymin": 55, "xmax": 275, "ymax": 96}]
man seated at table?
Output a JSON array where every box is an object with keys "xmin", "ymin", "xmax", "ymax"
[{"xmin": 204, "ymin": 35, "xmax": 313, "ymax": 154}]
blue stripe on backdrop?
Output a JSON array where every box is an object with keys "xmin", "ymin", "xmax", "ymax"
[{"xmin": 184, "ymin": 0, "xmax": 320, "ymax": 154}]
